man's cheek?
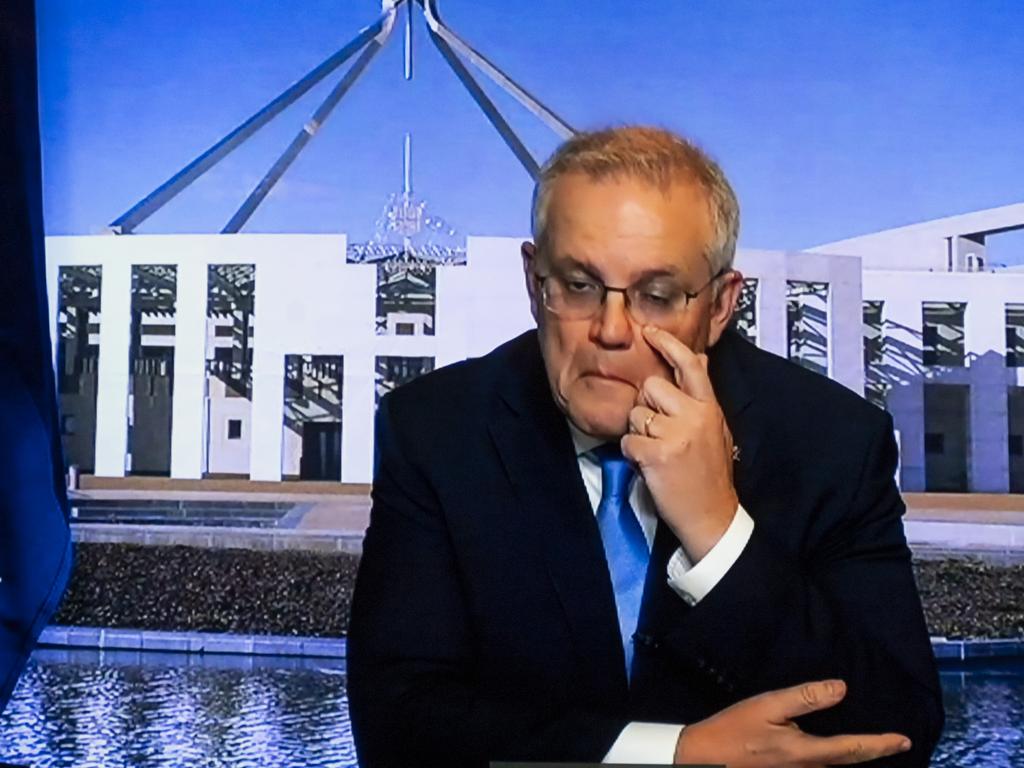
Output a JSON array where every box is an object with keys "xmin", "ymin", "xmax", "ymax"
[{"xmin": 634, "ymin": 350, "xmax": 675, "ymax": 389}]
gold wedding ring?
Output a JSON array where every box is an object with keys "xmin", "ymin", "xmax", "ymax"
[{"xmin": 643, "ymin": 412, "xmax": 656, "ymax": 437}]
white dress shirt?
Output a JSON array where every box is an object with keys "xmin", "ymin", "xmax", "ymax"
[{"xmin": 567, "ymin": 424, "xmax": 755, "ymax": 765}]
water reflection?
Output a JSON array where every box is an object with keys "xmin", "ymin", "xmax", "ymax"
[
  {"xmin": 935, "ymin": 660, "xmax": 1024, "ymax": 767},
  {"xmin": 0, "ymin": 649, "xmax": 354, "ymax": 768},
  {"xmin": 0, "ymin": 650, "xmax": 1021, "ymax": 766}
]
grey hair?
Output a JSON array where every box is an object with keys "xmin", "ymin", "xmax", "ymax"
[{"xmin": 530, "ymin": 126, "xmax": 740, "ymax": 277}]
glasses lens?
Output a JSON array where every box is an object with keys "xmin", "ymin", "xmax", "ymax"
[
  {"xmin": 543, "ymin": 274, "xmax": 602, "ymax": 318},
  {"xmin": 627, "ymin": 283, "xmax": 688, "ymax": 325}
]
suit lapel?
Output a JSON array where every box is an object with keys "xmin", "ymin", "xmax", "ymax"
[
  {"xmin": 708, "ymin": 329, "xmax": 762, "ymax": 507},
  {"xmin": 487, "ymin": 333, "xmax": 629, "ymax": 702}
]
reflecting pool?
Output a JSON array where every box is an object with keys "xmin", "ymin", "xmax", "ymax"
[{"xmin": 0, "ymin": 650, "xmax": 1021, "ymax": 766}]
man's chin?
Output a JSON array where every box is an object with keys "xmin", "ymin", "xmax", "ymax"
[{"xmin": 566, "ymin": 401, "xmax": 631, "ymax": 441}]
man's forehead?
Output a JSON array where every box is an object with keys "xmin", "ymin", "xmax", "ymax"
[
  {"xmin": 542, "ymin": 172, "xmax": 714, "ymax": 276},
  {"xmin": 546, "ymin": 173, "xmax": 712, "ymax": 236}
]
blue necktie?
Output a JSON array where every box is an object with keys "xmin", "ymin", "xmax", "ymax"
[{"xmin": 591, "ymin": 443, "xmax": 650, "ymax": 679}]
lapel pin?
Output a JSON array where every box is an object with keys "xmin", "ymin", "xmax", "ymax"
[{"xmin": 732, "ymin": 445, "xmax": 741, "ymax": 463}]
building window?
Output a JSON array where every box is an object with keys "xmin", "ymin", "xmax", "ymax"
[
  {"xmin": 924, "ymin": 432, "xmax": 945, "ymax": 455},
  {"xmin": 787, "ymin": 281, "xmax": 829, "ymax": 376},
  {"xmin": 375, "ymin": 356, "xmax": 435, "ymax": 405},
  {"xmin": 1009, "ymin": 388, "xmax": 1024, "ymax": 492},
  {"xmin": 732, "ymin": 278, "xmax": 758, "ymax": 344},
  {"xmin": 375, "ymin": 261, "xmax": 437, "ymax": 337},
  {"xmin": 282, "ymin": 354, "xmax": 344, "ymax": 482},
  {"xmin": 862, "ymin": 301, "xmax": 886, "ymax": 408},
  {"xmin": 227, "ymin": 419, "xmax": 242, "ymax": 440},
  {"xmin": 127, "ymin": 264, "xmax": 177, "ymax": 477},
  {"xmin": 1006, "ymin": 304, "xmax": 1024, "ymax": 367},
  {"xmin": 921, "ymin": 302, "xmax": 966, "ymax": 367}
]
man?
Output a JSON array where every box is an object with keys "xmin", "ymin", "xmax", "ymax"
[{"xmin": 349, "ymin": 127, "xmax": 943, "ymax": 766}]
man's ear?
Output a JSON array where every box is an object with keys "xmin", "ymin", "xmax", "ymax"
[
  {"xmin": 521, "ymin": 241, "xmax": 541, "ymax": 323},
  {"xmin": 707, "ymin": 270, "xmax": 744, "ymax": 348}
]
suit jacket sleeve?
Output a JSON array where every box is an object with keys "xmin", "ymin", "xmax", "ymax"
[
  {"xmin": 0, "ymin": 359, "xmax": 73, "ymax": 712},
  {"xmin": 348, "ymin": 396, "xmax": 629, "ymax": 768},
  {"xmin": 653, "ymin": 410, "xmax": 944, "ymax": 766}
]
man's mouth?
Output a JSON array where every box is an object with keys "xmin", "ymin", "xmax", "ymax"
[{"xmin": 583, "ymin": 370, "xmax": 636, "ymax": 387}]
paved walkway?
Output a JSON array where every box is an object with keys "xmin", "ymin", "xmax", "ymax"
[
  {"xmin": 71, "ymin": 486, "xmax": 1024, "ymax": 553},
  {"xmin": 35, "ymin": 625, "xmax": 1024, "ymax": 662},
  {"xmin": 901, "ymin": 493, "xmax": 1024, "ymax": 553}
]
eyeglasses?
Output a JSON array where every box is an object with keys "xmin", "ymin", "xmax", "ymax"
[{"xmin": 535, "ymin": 266, "xmax": 730, "ymax": 326}]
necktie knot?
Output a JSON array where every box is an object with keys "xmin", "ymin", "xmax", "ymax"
[{"xmin": 591, "ymin": 443, "xmax": 635, "ymax": 503}]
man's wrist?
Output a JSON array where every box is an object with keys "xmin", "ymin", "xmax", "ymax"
[
  {"xmin": 673, "ymin": 494, "xmax": 738, "ymax": 563},
  {"xmin": 667, "ymin": 505, "xmax": 754, "ymax": 605}
]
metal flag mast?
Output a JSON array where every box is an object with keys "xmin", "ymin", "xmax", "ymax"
[{"xmin": 109, "ymin": 0, "xmax": 575, "ymax": 235}]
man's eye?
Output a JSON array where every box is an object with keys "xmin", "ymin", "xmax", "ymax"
[
  {"xmin": 566, "ymin": 280, "xmax": 599, "ymax": 294},
  {"xmin": 639, "ymin": 291, "xmax": 673, "ymax": 306}
]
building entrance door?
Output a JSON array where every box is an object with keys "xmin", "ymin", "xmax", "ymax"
[{"xmin": 300, "ymin": 422, "xmax": 341, "ymax": 481}]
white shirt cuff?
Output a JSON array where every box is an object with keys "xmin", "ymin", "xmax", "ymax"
[
  {"xmin": 666, "ymin": 504, "xmax": 754, "ymax": 605},
  {"xmin": 603, "ymin": 721, "xmax": 684, "ymax": 764}
]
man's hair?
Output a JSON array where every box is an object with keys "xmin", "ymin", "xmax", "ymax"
[{"xmin": 531, "ymin": 126, "xmax": 740, "ymax": 276}]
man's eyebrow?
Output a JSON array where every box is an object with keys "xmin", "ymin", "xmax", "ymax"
[
  {"xmin": 550, "ymin": 257, "xmax": 690, "ymax": 285},
  {"xmin": 550, "ymin": 255, "xmax": 602, "ymax": 280},
  {"xmin": 633, "ymin": 267, "xmax": 683, "ymax": 282}
]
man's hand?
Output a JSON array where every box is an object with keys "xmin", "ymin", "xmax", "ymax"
[
  {"xmin": 675, "ymin": 679, "xmax": 912, "ymax": 767},
  {"xmin": 620, "ymin": 325, "xmax": 738, "ymax": 562}
]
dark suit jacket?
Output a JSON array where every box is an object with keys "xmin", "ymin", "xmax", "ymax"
[
  {"xmin": 348, "ymin": 328, "xmax": 943, "ymax": 767},
  {"xmin": 0, "ymin": 346, "xmax": 73, "ymax": 710}
]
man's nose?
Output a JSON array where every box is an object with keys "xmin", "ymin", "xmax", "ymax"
[{"xmin": 590, "ymin": 291, "xmax": 633, "ymax": 348}]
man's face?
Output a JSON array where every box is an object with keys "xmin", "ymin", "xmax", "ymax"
[{"xmin": 522, "ymin": 172, "xmax": 740, "ymax": 440}]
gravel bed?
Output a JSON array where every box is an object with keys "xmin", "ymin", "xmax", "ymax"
[
  {"xmin": 53, "ymin": 544, "xmax": 1024, "ymax": 640},
  {"xmin": 914, "ymin": 557, "xmax": 1024, "ymax": 639},
  {"xmin": 54, "ymin": 544, "xmax": 358, "ymax": 637}
]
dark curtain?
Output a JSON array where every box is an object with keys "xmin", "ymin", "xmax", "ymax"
[{"xmin": 0, "ymin": 0, "xmax": 73, "ymax": 712}]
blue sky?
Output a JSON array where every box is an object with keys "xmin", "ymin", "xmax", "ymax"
[{"xmin": 36, "ymin": 0, "xmax": 1024, "ymax": 259}]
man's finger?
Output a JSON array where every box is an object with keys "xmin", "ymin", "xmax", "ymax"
[
  {"xmin": 642, "ymin": 326, "xmax": 715, "ymax": 402},
  {"xmin": 621, "ymin": 432, "xmax": 659, "ymax": 467},
  {"xmin": 797, "ymin": 732, "xmax": 912, "ymax": 765},
  {"xmin": 763, "ymin": 680, "xmax": 848, "ymax": 721},
  {"xmin": 638, "ymin": 376, "xmax": 691, "ymax": 417},
  {"xmin": 628, "ymin": 405, "xmax": 668, "ymax": 439}
]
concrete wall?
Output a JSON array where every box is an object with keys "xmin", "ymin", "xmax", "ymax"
[
  {"xmin": 811, "ymin": 202, "xmax": 1024, "ymax": 272},
  {"xmin": 863, "ymin": 270, "xmax": 1024, "ymax": 492},
  {"xmin": 734, "ymin": 249, "xmax": 863, "ymax": 395},
  {"xmin": 206, "ymin": 381, "xmax": 252, "ymax": 476}
]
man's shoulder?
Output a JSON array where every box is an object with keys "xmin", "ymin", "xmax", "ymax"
[
  {"xmin": 726, "ymin": 331, "xmax": 889, "ymax": 437},
  {"xmin": 380, "ymin": 330, "xmax": 537, "ymax": 426}
]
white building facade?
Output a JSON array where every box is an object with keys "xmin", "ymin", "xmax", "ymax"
[
  {"xmin": 814, "ymin": 203, "xmax": 1024, "ymax": 493},
  {"xmin": 46, "ymin": 234, "xmax": 862, "ymax": 485},
  {"xmin": 48, "ymin": 202, "xmax": 1024, "ymax": 491}
]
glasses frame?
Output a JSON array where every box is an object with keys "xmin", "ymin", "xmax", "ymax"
[{"xmin": 534, "ymin": 265, "xmax": 732, "ymax": 323}]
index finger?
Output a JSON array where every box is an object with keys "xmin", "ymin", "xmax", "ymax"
[
  {"xmin": 762, "ymin": 680, "xmax": 847, "ymax": 720},
  {"xmin": 798, "ymin": 732, "xmax": 912, "ymax": 765},
  {"xmin": 642, "ymin": 326, "xmax": 715, "ymax": 402}
]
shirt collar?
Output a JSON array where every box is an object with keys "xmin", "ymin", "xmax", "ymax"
[{"xmin": 567, "ymin": 419, "xmax": 607, "ymax": 458}]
